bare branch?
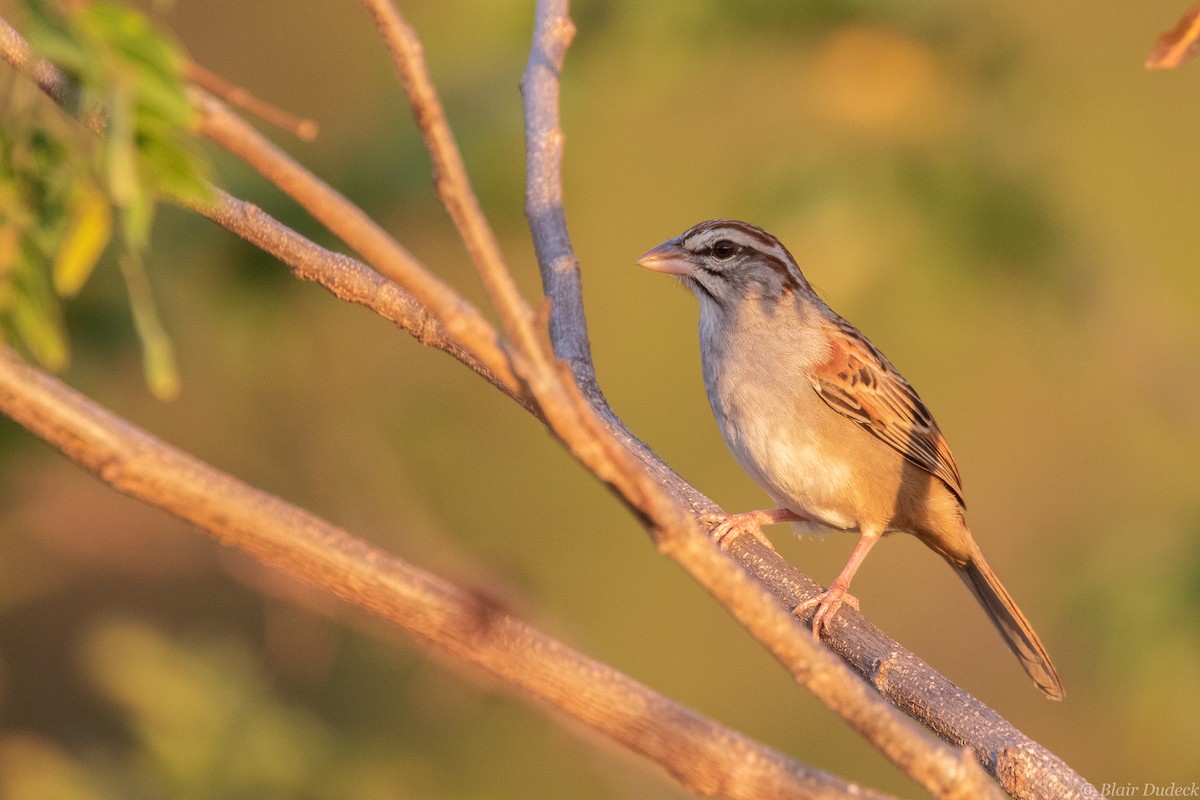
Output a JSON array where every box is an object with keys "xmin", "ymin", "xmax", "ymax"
[
  {"xmin": 190, "ymin": 90, "xmax": 526, "ymax": 402},
  {"xmin": 0, "ymin": 345, "xmax": 891, "ymax": 800},
  {"xmin": 521, "ymin": 0, "xmax": 591, "ymax": 372},
  {"xmin": 1146, "ymin": 3, "xmax": 1200, "ymax": 69},
  {"xmin": 361, "ymin": 0, "xmax": 546, "ymax": 365},
  {"xmin": 191, "ymin": 187, "xmax": 538, "ymax": 417}
]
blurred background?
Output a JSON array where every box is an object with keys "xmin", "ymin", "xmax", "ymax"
[{"xmin": 2, "ymin": 0, "xmax": 1199, "ymax": 797}]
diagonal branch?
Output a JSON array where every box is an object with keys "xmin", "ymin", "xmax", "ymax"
[
  {"xmin": 0, "ymin": 344, "xmax": 886, "ymax": 800},
  {"xmin": 192, "ymin": 187, "xmax": 538, "ymax": 416},
  {"xmin": 518, "ymin": 2, "xmax": 1100, "ymax": 800},
  {"xmin": 185, "ymin": 61, "xmax": 319, "ymax": 140},
  {"xmin": 189, "ymin": 90, "xmax": 526, "ymax": 402},
  {"xmin": 192, "ymin": 86, "xmax": 984, "ymax": 800}
]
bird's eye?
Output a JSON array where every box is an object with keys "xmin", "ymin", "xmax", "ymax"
[{"xmin": 711, "ymin": 239, "xmax": 737, "ymax": 259}]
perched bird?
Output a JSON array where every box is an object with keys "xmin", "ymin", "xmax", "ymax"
[{"xmin": 637, "ymin": 219, "xmax": 1063, "ymax": 700}]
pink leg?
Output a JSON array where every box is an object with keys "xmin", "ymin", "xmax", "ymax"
[
  {"xmin": 794, "ymin": 528, "xmax": 882, "ymax": 639},
  {"xmin": 700, "ymin": 508, "xmax": 804, "ymax": 551}
]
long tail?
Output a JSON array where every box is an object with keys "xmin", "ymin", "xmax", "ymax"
[{"xmin": 957, "ymin": 547, "xmax": 1064, "ymax": 700}]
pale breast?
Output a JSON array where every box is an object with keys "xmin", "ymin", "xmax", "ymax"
[
  {"xmin": 701, "ymin": 312, "xmax": 877, "ymax": 531},
  {"xmin": 711, "ymin": 373, "xmax": 866, "ymax": 532}
]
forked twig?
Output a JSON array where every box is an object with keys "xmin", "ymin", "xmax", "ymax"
[
  {"xmin": 190, "ymin": 89, "xmax": 525, "ymax": 402},
  {"xmin": 518, "ymin": 2, "xmax": 1099, "ymax": 799},
  {"xmin": 361, "ymin": 0, "xmax": 543, "ymax": 363},
  {"xmin": 365, "ymin": 2, "xmax": 1010, "ymax": 797}
]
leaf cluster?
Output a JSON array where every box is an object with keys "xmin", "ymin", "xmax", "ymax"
[{"xmin": 1, "ymin": 0, "xmax": 210, "ymax": 396}]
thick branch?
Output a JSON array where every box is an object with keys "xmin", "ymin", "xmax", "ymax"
[
  {"xmin": 0, "ymin": 344, "xmax": 887, "ymax": 800},
  {"xmin": 519, "ymin": 2, "xmax": 1099, "ymax": 799}
]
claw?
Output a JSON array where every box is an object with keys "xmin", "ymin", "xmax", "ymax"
[
  {"xmin": 700, "ymin": 508, "xmax": 801, "ymax": 551},
  {"xmin": 793, "ymin": 585, "xmax": 860, "ymax": 639}
]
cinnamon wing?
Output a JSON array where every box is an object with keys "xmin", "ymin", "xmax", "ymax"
[{"xmin": 810, "ymin": 317, "xmax": 965, "ymax": 504}]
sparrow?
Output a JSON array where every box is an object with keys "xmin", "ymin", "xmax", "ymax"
[{"xmin": 637, "ymin": 219, "xmax": 1064, "ymax": 700}]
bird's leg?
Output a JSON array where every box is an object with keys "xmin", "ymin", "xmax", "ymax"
[
  {"xmin": 794, "ymin": 528, "xmax": 882, "ymax": 639},
  {"xmin": 699, "ymin": 508, "xmax": 804, "ymax": 551}
]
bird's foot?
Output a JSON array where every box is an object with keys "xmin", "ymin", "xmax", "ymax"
[
  {"xmin": 700, "ymin": 508, "xmax": 799, "ymax": 551},
  {"xmin": 792, "ymin": 584, "xmax": 860, "ymax": 640}
]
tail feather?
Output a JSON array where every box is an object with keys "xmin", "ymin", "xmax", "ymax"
[{"xmin": 958, "ymin": 549, "xmax": 1064, "ymax": 701}]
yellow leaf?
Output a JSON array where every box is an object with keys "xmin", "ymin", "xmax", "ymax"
[{"xmin": 53, "ymin": 186, "xmax": 113, "ymax": 297}]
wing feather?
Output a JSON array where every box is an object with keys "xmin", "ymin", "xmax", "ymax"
[{"xmin": 810, "ymin": 317, "xmax": 965, "ymax": 504}]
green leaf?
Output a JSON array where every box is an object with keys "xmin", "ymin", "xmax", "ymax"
[
  {"xmin": 80, "ymin": 3, "xmax": 194, "ymax": 125},
  {"xmin": 136, "ymin": 129, "xmax": 212, "ymax": 207},
  {"xmin": 23, "ymin": 0, "xmax": 92, "ymax": 79},
  {"xmin": 10, "ymin": 248, "xmax": 70, "ymax": 371},
  {"xmin": 104, "ymin": 81, "xmax": 139, "ymax": 208},
  {"xmin": 14, "ymin": 0, "xmax": 209, "ymax": 398}
]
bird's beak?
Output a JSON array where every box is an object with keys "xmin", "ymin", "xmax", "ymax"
[{"xmin": 636, "ymin": 240, "xmax": 695, "ymax": 277}]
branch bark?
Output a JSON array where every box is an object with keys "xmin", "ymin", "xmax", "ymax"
[{"xmin": 0, "ymin": 344, "xmax": 882, "ymax": 800}]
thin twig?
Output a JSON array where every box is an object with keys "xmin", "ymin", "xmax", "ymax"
[
  {"xmin": 193, "ymin": 187, "xmax": 537, "ymax": 416},
  {"xmin": 190, "ymin": 89, "xmax": 526, "ymax": 403},
  {"xmin": 185, "ymin": 61, "xmax": 319, "ymax": 140},
  {"xmin": 1146, "ymin": 3, "xmax": 1200, "ymax": 69},
  {"xmin": 0, "ymin": 345, "xmax": 888, "ymax": 800},
  {"xmin": 520, "ymin": 3, "xmax": 592, "ymax": 372},
  {"xmin": 360, "ymin": 0, "xmax": 545, "ymax": 365}
]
